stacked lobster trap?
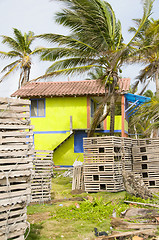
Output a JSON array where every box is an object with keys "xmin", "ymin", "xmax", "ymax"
[
  {"xmin": 132, "ymin": 138, "xmax": 159, "ymax": 189},
  {"xmin": 73, "ymin": 135, "xmax": 159, "ymax": 193},
  {"xmin": 0, "ymin": 97, "xmax": 34, "ymax": 240},
  {"xmin": 31, "ymin": 150, "xmax": 53, "ymax": 203},
  {"xmin": 83, "ymin": 136, "xmax": 133, "ymax": 192}
]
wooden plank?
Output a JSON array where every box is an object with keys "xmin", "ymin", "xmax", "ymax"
[
  {"xmin": 0, "ymin": 149, "xmax": 34, "ymax": 157},
  {"xmin": 0, "ymin": 188, "xmax": 31, "ymax": 200},
  {"xmin": 0, "ymin": 195, "xmax": 29, "ymax": 206},
  {"xmin": 0, "ymin": 111, "xmax": 30, "ymax": 118},
  {"xmin": 0, "ymin": 144, "xmax": 33, "ymax": 150},
  {"xmin": 0, "ymin": 131, "xmax": 33, "ymax": 137},
  {"xmin": 0, "ymin": 157, "xmax": 33, "ymax": 164},
  {"xmin": 99, "ymin": 229, "xmax": 156, "ymax": 239},
  {"xmin": 0, "ymin": 222, "xmax": 27, "ymax": 234},
  {"xmin": 0, "ymin": 97, "xmax": 30, "ymax": 105},
  {"xmin": 0, "ymin": 203, "xmax": 26, "ymax": 213},
  {"xmin": 0, "ymin": 170, "xmax": 31, "ymax": 179},
  {"xmin": 35, "ymin": 150, "xmax": 53, "ymax": 153},
  {"xmin": 0, "ymin": 105, "xmax": 30, "ymax": 112},
  {"xmin": 0, "ymin": 214, "xmax": 27, "ymax": 227},
  {"xmin": 0, "ymin": 125, "xmax": 34, "ymax": 130},
  {"xmin": 0, "ymin": 136, "xmax": 33, "ymax": 144},
  {"xmin": 0, "ymin": 183, "xmax": 29, "ymax": 192},
  {"xmin": 0, "ymin": 229, "xmax": 26, "ymax": 240},
  {"xmin": 0, "ymin": 162, "xmax": 33, "ymax": 171}
]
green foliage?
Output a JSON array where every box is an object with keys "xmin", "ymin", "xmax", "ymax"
[
  {"xmin": 125, "ymin": 192, "xmax": 159, "ymax": 205},
  {"xmin": 50, "ymin": 196, "xmax": 128, "ymax": 222},
  {"xmin": 0, "ymin": 28, "xmax": 42, "ymax": 87}
]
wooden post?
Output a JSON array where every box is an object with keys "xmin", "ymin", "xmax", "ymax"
[{"xmin": 70, "ymin": 116, "xmax": 73, "ymax": 134}]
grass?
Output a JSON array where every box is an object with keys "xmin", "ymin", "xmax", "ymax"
[{"xmin": 27, "ymin": 169, "xmax": 159, "ymax": 240}]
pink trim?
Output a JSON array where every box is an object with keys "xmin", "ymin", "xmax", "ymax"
[
  {"xmin": 121, "ymin": 95, "xmax": 125, "ymax": 137},
  {"xmin": 87, "ymin": 96, "xmax": 90, "ymax": 129},
  {"xmin": 104, "ymin": 118, "xmax": 107, "ymax": 130}
]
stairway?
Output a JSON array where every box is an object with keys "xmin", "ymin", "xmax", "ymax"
[{"xmin": 53, "ymin": 132, "xmax": 74, "ymax": 152}]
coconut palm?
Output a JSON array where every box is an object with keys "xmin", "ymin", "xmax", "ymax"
[
  {"xmin": 0, "ymin": 28, "xmax": 42, "ymax": 88},
  {"xmin": 129, "ymin": 95, "xmax": 159, "ymax": 138},
  {"xmin": 35, "ymin": 0, "xmax": 153, "ymax": 136},
  {"xmin": 129, "ymin": 18, "xmax": 159, "ymax": 96}
]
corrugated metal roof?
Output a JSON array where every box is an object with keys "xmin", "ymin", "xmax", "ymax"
[{"xmin": 11, "ymin": 78, "xmax": 130, "ymax": 98}]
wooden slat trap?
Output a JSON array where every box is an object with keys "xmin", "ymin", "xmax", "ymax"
[
  {"xmin": 132, "ymin": 139, "xmax": 159, "ymax": 189},
  {"xmin": 31, "ymin": 150, "xmax": 53, "ymax": 203},
  {"xmin": 73, "ymin": 136, "xmax": 159, "ymax": 192},
  {"xmin": 72, "ymin": 166, "xmax": 84, "ymax": 191},
  {"xmin": 82, "ymin": 136, "xmax": 132, "ymax": 193},
  {"xmin": 0, "ymin": 97, "xmax": 33, "ymax": 240}
]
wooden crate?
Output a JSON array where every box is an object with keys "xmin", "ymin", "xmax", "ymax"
[
  {"xmin": 83, "ymin": 163, "xmax": 122, "ymax": 174},
  {"xmin": 133, "ymin": 138, "xmax": 159, "ymax": 146},
  {"xmin": 83, "ymin": 136, "xmax": 123, "ymax": 146},
  {"xmin": 132, "ymin": 144, "xmax": 159, "ymax": 155}
]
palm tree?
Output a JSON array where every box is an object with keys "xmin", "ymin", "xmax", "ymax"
[
  {"xmin": 129, "ymin": 96, "xmax": 159, "ymax": 138},
  {"xmin": 129, "ymin": 18, "xmax": 159, "ymax": 96},
  {"xmin": 0, "ymin": 28, "xmax": 42, "ymax": 88},
  {"xmin": 35, "ymin": 0, "xmax": 153, "ymax": 136}
]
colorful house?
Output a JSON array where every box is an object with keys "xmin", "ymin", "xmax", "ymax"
[{"xmin": 12, "ymin": 79, "xmax": 131, "ymax": 166}]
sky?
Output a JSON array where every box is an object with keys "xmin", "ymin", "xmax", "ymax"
[{"xmin": 0, "ymin": 0, "xmax": 158, "ymax": 97}]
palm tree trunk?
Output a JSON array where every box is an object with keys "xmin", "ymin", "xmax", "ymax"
[
  {"xmin": 21, "ymin": 67, "xmax": 31, "ymax": 87},
  {"xmin": 110, "ymin": 94, "xmax": 115, "ymax": 136},
  {"xmin": 88, "ymin": 96, "xmax": 109, "ymax": 137},
  {"xmin": 155, "ymin": 71, "xmax": 159, "ymax": 97}
]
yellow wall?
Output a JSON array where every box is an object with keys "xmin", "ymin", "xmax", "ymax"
[
  {"xmin": 106, "ymin": 116, "xmax": 122, "ymax": 131},
  {"xmin": 31, "ymin": 96, "xmax": 87, "ymax": 166},
  {"xmin": 31, "ymin": 97, "xmax": 87, "ymax": 131},
  {"xmin": 124, "ymin": 119, "xmax": 128, "ymax": 132},
  {"xmin": 53, "ymin": 135, "xmax": 84, "ymax": 166},
  {"xmin": 31, "ymin": 96, "xmax": 128, "ymax": 166},
  {"xmin": 34, "ymin": 133, "xmax": 84, "ymax": 165}
]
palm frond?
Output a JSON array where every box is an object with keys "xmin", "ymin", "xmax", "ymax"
[
  {"xmin": 36, "ymin": 33, "xmax": 97, "ymax": 54},
  {"xmin": 0, "ymin": 51, "xmax": 22, "ymax": 59},
  {"xmin": 127, "ymin": 0, "xmax": 154, "ymax": 46},
  {"xmin": 0, "ymin": 35, "xmax": 21, "ymax": 52},
  {"xmin": 46, "ymin": 58, "xmax": 99, "ymax": 73},
  {"xmin": 31, "ymin": 65, "xmax": 98, "ymax": 81},
  {"xmin": 1, "ymin": 60, "xmax": 21, "ymax": 73},
  {"xmin": 0, "ymin": 60, "xmax": 21, "ymax": 82}
]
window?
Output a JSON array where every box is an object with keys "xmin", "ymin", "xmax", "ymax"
[
  {"xmin": 91, "ymin": 99, "xmax": 95, "ymax": 117},
  {"xmin": 31, "ymin": 99, "xmax": 45, "ymax": 117}
]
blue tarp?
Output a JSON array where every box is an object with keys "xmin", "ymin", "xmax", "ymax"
[{"xmin": 124, "ymin": 93, "xmax": 151, "ymax": 117}]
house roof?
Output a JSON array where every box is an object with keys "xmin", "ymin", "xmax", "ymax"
[{"xmin": 11, "ymin": 78, "xmax": 130, "ymax": 98}]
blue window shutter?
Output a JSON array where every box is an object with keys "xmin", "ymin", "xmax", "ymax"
[{"xmin": 74, "ymin": 131, "xmax": 87, "ymax": 153}]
